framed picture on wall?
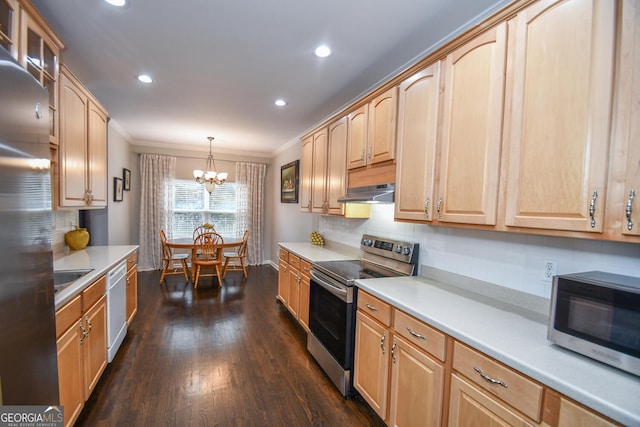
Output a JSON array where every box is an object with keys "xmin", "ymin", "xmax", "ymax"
[
  {"xmin": 123, "ymin": 168, "xmax": 131, "ymax": 191},
  {"xmin": 280, "ymin": 160, "xmax": 299, "ymax": 203},
  {"xmin": 114, "ymin": 177, "xmax": 124, "ymax": 202}
]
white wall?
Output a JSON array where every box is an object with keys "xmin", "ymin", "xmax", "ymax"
[
  {"xmin": 106, "ymin": 122, "xmax": 135, "ymax": 245},
  {"xmin": 269, "ymin": 143, "xmax": 314, "ymax": 263},
  {"xmin": 317, "ymin": 204, "xmax": 640, "ymax": 298}
]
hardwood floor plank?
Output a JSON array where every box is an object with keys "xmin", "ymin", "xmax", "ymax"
[{"xmin": 76, "ymin": 266, "xmax": 384, "ymax": 426}]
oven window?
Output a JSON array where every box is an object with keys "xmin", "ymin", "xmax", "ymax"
[{"xmin": 309, "ymin": 281, "xmax": 354, "ymax": 369}]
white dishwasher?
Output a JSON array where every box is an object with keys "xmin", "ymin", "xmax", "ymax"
[{"xmin": 107, "ymin": 261, "xmax": 127, "ymax": 363}]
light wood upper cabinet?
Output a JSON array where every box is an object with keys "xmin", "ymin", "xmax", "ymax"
[
  {"xmin": 368, "ymin": 87, "xmax": 398, "ymax": 165},
  {"xmin": 347, "ymin": 104, "xmax": 369, "ymax": 169},
  {"xmin": 299, "ymin": 136, "xmax": 313, "ymax": 212},
  {"xmin": 0, "ymin": 0, "xmax": 20, "ymax": 58},
  {"xmin": 438, "ymin": 22, "xmax": 507, "ymax": 226},
  {"xmin": 347, "ymin": 86, "xmax": 398, "ymax": 170},
  {"xmin": 395, "ymin": 63, "xmax": 441, "ymax": 222},
  {"xmin": 609, "ymin": 0, "xmax": 640, "ymax": 239},
  {"xmin": 59, "ymin": 65, "xmax": 108, "ymax": 208},
  {"xmin": 311, "ymin": 127, "xmax": 328, "ymax": 213},
  {"xmin": 504, "ymin": 0, "xmax": 616, "ymax": 233},
  {"xmin": 326, "ymin": 117, "xmax": 348, "ymax": 215}
]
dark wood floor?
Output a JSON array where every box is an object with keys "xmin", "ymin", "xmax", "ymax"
[{"xmin": 76, "ymin": 266, "xmax": 385, "ymax": 426}]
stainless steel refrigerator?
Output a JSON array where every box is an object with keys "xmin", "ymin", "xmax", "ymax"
[{"xmin": 0, "ymin": 46, "xmax": 59, "ymax": 405}]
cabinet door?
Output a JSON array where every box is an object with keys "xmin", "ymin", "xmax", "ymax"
[
  {"xmin": 57, "ymin": 320, "xmax": 84, "ymax": 427},
  {"xmin": 287, "ymin": 267, "xmax": 300, "ymax": 318},
  {"xmin": 298, "ymin": 272, "xmax": 310, "ymax": 331},
  {"xmin": 504, "ymin": 0, "xmax": 615, "ymax": 232},
  {"xmin": 299, "ymin": 135, "xmax": 313, "ymax": 212},
  {"xmin": 612, "ymin": 0, "xmax": 640, "ymax": 238},
  {"xmin": 347, "ymin": 104, "xmax": 369, "ymax": 169},
  {"xmin": 438, "ymin": 22, "xmax": 506, "ymax": 225},
  {"xmin": 448, "ymin": 373, "xmax": 536, "ymax": 427},
  {"xmin": 368, "ymin": 86, "xmax": 398, "ymax": 165},
  {"xmin": 277, "ymin": 259, "xmax": 289, "ymax": 305},
  {"xmin": 87, "ymin": 101, "xmax": 108, "ymax": 206},
  {"xmin": 126, "ymin": 265, "xmax": 138, "ymax": 326},
  {"xmin": 395, "ymin": 63, "xmax": 441, "ymax": 222},
  {"xmin": 83, "ymin": 295, "xmax": 107, "ymax": 398},
  {"xmin": 311, "ymin": 127, "xmax": 328, "ymax": 213},
  {"xmin": 59, "ymin": 69, "xmax": 89, "ymax": 207},
  {"xmin": 326, "ymin": 117, "xmax": 348, "ymax": 215},
  {"xmin": 389, "ymin": 335, "xmax": 445, "ymax": 427},
  {"xmin": 0, "ymin": 0, "xmax": 19, "ymax": 58},
  {"xmin": 558, "ymin": 397, "xmax": 618, "ymax": 427},
  {"xmin": 354, "ymin": 310, "xmax": 390, "ymax": 420}
]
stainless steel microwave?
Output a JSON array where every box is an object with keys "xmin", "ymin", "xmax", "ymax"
[{"xmin": 548, "ymin": 271, "xmax": 640, "ymax": 377}]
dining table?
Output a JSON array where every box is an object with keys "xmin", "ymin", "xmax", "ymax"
[{"xmin": 166, "ymin": 236, "xmax": 243, "ymax": 282}]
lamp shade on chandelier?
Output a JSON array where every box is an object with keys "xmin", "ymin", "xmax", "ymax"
[{"xmin": 193, "ymin": 136, "xmax": 228, "ymax": 193}]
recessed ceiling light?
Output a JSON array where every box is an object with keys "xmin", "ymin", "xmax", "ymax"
[
  {"xmin": 315, "ymin": 45, "xmax": 332, "ymax": 58},
  {"xmin": 274, "ymin": 99, "xmax": 287, "ymax": 107},
  {"xmin": 105, "ymin": 0, "xmax": 126, "ymax": 6},
  {"xmin": 137, "ymin": 74, "xmax": 153, "ymax": 84}
]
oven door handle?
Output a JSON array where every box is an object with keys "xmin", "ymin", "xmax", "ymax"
[{"xmin": 310, "ymin": 270, "xmax": 349, "ymax": 301}]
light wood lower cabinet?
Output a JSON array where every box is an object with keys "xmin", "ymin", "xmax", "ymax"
[
  {"xmin": 298, "ymin": 260, "xmax": 311, "ymax": 331},
  {"xmin": 354, "ymin": 291, "xmax": 445, "ymax": 425},
  {"xmin": 56, "ymin": 275, "xmax": 107, "ymax": 427},
  {"xmin": 277, "ymin": 248, "xmax": 311, "ymax": 331},
  {"xmin": 126, "ymin": 251, "xmax": 138, "ymax": 326},
  {"xmin": 286, "ymin": 254, "xmax": 300, "ymax": 319},
  {"xmin": 354, "ymin": 290, "xmax": 621, "ymax": 427}
]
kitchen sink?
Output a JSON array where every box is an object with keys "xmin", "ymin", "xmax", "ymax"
[{"xmin": 53, "ymin": 268, "xmax": 94, "ymax": 293}]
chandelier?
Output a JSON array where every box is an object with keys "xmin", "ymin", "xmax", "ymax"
[{"xmin": 193, "ymin": 136, "xmax": 228, "ymax": 193}]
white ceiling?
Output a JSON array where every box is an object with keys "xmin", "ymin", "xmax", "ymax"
[{"xmin": 31, "ymin": 0, "xmax": 510, "ymax": 157}]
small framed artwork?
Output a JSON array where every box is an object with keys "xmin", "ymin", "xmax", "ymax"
[
  {"xmin": 280, "ymin": 160, "xmax": 299, "ymax": 203},
  {"xmin": 114, "ymin": 177, "xmax": 124, "ymax": 202},
  {"xmin": 123, "ymin": 168, "xmax": 131, "ymax": 191}
]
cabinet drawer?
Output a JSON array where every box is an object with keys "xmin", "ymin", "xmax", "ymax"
[
  {"xmin": 82, "ymin": 275, "xmax": 106, "ymax": 311},
  {"xmin": 127, "ymin": 252, "xmax": 137, "ymax": 270},
  {"xmin": 300, "ymin": 259, "xmax": 311, "ymax": 278},
  {"xmin": 453, "ymin": 341, "xmax": 543, "ymax": 422},
  {"xmin": 288, "ymin": 254, "xmax": 300, "ymax": 269},
  {"xmin": 279, "ymin": 248, "xmax": 289, "ymax": 262},
  {"xmin": 394, "ymin": 309, "xmax": 446, "ymax": 362},
  {"xmin": 357, "ymin": 290, "xmax": 392, "ymax": 327},
  {"xmin": 55, "ymin": 294, "xmax": 82, "ymax": 338}
]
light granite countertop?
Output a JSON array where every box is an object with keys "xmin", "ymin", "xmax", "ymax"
[
  {"xmin": 279, "ymin": 241, "xmax": 360, "ymax": 263},
  {"xmin": 54, "ymin": 245, "xmax": 138, "ymax": 309},
  {"xmin": 355, "ymin": 276, "xmax": 640, "ymax": 427}
]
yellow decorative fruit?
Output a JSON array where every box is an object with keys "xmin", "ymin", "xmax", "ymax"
[
  {"xmin": 65, "ymin": 226, "xmax": 90, "ymax": 250},
  {"xmin": 309, "ymin": 231, "xmax": 325, "ymax": 246}
]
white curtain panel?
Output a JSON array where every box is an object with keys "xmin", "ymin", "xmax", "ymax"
[
  {"xmin": 236, "ymin": 162, "xmax": 266, "ymax": 265},
  {"xmin": 138, "ymin": 154, "xmax": 176, "ymax": 271}
]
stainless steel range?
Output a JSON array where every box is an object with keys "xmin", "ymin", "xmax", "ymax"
[{"xmin": 307, "ymin": 234, "xmax": 419, "ymax": 397}]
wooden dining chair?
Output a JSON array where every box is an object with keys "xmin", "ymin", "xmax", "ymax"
[
  {"xmin": 192, "ymin": 231, "xmax": 224, "ymax": 288},
  {"xmin": 159, "ymin": 229, "xmax": 190, "ymax": 284},
  {"xmin": 222, "ymin": 230, "xmax": 250, "ymax": 278},
  {"xmin": 193, "ymin": 223, "xmax": 215, "ymax": 240}
]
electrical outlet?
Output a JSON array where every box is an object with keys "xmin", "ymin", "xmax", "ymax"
[{"xmin": 542, "ymin": 260, "xmax": 557, "ymax": 282}]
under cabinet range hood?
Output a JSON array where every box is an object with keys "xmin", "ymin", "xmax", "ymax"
[{"xmin": 337, "ymin": 183, "xmax": 395, "ymax": 204}]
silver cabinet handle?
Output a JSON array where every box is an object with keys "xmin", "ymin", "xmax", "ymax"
[
  {"xmin": 391, "ymin": 338, "xmax": 397, "ymax": 364},
  {"xmin": 407, "ymin": 327, "xmax": 425, "ymax": 340},
  {"xmin": 367, "ymin": 145, "xmax": 373, "ymax": 161},
  {"xmin": 380, "ymin": 332, "xmax": 387, "ymax": 354},
  {"xmin": 79, "ymin": 320, "xmax": 88, "ymax": 344},
  {"xmin": 424, "ymin": 198, "xmax": 430, "ymax": 219},
  {"xmin": 474, "ymin": 367, "xmax": 508, "ymax": 388},
  {"xmin": 85, "ymin": 315, "xmax": 92, "ymax": 332},
  {"xmin": 360, "ymin": 148, "xmax": 365, "ymax": 162},
  {"xmin": 626, "ymin": 189, "xmax": 635, "ymax": 231},
  {"xmin": 437, "ymin": 196, "xmax": 443, "ymax": 219},
  {"xmin": 365, "ymin": 303, "xmax": 378, "ymax": 312},
  {"xmin": 589, "ymin": 190, "xmax": 598, "ymax": 228}
]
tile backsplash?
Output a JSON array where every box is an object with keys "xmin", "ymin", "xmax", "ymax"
[
  {"xmin": 52, "ymin": 210, "xmax": 79, "ymax": 256},
  {"xmin": 318, "ymin": 204, "xmax": 640, "ymax": 298}
]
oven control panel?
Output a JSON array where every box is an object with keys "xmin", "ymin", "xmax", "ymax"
[{"xmin": 360, "ymin": 234, "xmax": 418, "ymax": 265}]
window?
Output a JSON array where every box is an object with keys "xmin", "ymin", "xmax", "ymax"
[{"xmin": 171, "ymin": 179, "xmax": 239, "ymax": 239}]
